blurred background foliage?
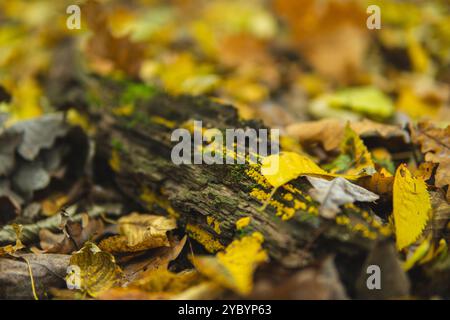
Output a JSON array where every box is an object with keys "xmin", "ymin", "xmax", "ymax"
[{"xmin": 0, "ymin": 0, "xmax": 448, "ymax": 127}]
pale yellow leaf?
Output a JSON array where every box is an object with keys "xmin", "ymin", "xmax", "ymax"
[
  {"xmin": 193, "ymin": 232, "xmax": 268, "ymax": 296},
  {"xmin": 393, "ymin": 165, "xmax": 431, "ymax": 250}
]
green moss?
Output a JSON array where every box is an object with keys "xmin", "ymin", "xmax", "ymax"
[
  {"xmin": 111, "ymin": 137, "xmax": 124, "ymax": 151},
  {"xmin": 120, "ymin": 82, "xmax": 157, "ymax": 105}
]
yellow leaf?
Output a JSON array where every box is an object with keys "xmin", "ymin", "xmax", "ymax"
[
  {"xmin": 393, "ymin": 165, "xmax": 431, "ymax": 250},
  {"xmin": 66, "ymin": 242, "xmax": 122, "ymax": 297},
  {"xmin": 236, "ymin": 217, "xmax": 251, "ymax": 230},
  {"xmin": 333, "ymin": 124, "xmax": 375, "ymax": 176},
  {"xmin": 261, "ymin": 151, "xmax": 358, "ymax": 189},
  {"xmin": 0, "ymin": 224, "xmax": 24, "ymax": 256},
  {"xmin": 99, "ymin": 213, "xmax": 177, "ymax": 253},
  {"xmin": 261, "ymin": 152, "xmax": 329, "ymax": 188},
  {"xmin": 41, "ymin": 193, "xmax": 68, "ymax": 217},
  {"xmin": 8, "ymin": 77, "xmax": 43, "ymax": 123},
  {"xmin": 193, "ymin": 232, "xmax": 268, "ymax": 296}
]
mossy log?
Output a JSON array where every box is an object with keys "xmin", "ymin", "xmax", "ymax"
[{"xmin": 47, "ymin": 75, "xmax": 389, "ymax": 271}]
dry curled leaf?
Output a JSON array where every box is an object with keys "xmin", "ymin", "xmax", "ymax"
[
  {"xmin": 39, "ymin": 217, "xmax": 104, "ymax": 254},
  {"xmin": 358, "ymin": 169, "xmax": 394, "ymax": 196},
  {"xmin": 306, "ymin": 176, "xmax": 379, "ymax": 219},
  {"xmin": 287, "ymin": 118, "xmax": 409, "ymax": 151},
  {"xmin": 99, "ymin": 213, "xmax": 177, "ymax": 253},
  {"xmin": 393, "ymin": 165, "xmax": 431, "ymax": 251},
  {"xmin": 0, "ymin": 224, "xmax": 24, "ymax": 257},
  {"xmin": 411, "ymin": 122, "xmax": 450, "ymax": 201}
]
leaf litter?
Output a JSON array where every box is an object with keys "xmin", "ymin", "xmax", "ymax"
[{"xmin": 0, "ymin": 0, "xmax": 449, "ymax": 300}]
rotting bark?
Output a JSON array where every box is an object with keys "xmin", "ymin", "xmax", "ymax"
[
  {"xmin": 44, "ymin": 75, "xmax": 385, "ymax": 270},
  {"xmin": 40, "ymin": 41, "xmax": 383, "ymax": 269}
]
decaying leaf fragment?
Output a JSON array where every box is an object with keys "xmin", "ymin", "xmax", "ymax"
[
  {"xmin": 359, "ymin": 168, "xmax": 394, "ymax": 196},
  {"xmin": 66, "ymin": 242, "xmax": 122, "ymax": 297},
  {"xmin": 329, "ymin": 124, "xmax": 375, "ymax": 176},
  {"xmin": 99, "ymin": 213, "xmax": 177, "ymax": 253},
  {"xmin": 193, "ymin": 232, "xmax": 268, "ymax": 296},
  {"xmin": 306, "ymin": 177, "xmax": 379, "ymax": 219},
  {"xmin": 410, "ymin": 122, "xmax": 450, "ymax": 201},
  {"xmin": 286, "ymin": 118, "xmax": 409, "ymax": 152},
  {"xmin": 0, "ymin": 224, "xmax": 24, "ymax": 256},
  {"xmin": 39, "ymin": 217, "xmax": 104, "ymax": 254},
  {"xmin": 393, "ymin": 165, "xmax": 431, "ymax": 251}
]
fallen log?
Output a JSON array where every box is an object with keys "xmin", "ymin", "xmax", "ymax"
[{"xmin": 44, "ymin": 73, "xmax": 388, "ymax": 272}]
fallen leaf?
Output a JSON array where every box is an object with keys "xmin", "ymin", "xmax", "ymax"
[
  {"xmin": 329, "ymin": 124, "xmax": 375, "ymax": 176},
  {"xmin": 10, "ymin": 113, "xmax": 69, "ymax": 161},
  {"xmin": 130, "ymin": 269, "xmax": 201, "ymax": 297},
  {"xmin": 306, "ymin": 177, "xmax": 379, "ymax": 219},
  {"xmin": 358, "ymin": 169, "xmax": 394, "ymax": 196},
  {"xmin": 327, "ymin": 87, "xmax": 395, "ymax": 120},
  {"xmin": 261, "ymin": 152, "xmax": 330, "ymax": 189},
  {"xmin": 393, "ymin": 165, "xmax": 431, "ymax": 250},
  {"xmin": 0, "ymin": 224, "xmax": 24, "ymax": 256},
  {"xmin": 286, "ymin": 118, "xmax": 409, "ymax": 152},
  {"xmin": 193, "ymin": 232, "xmax": 268, "ymax": 296},
  {"xmin": 410, "ymin": 122, "xmax": 450, "ymax": 201},
  {"xmin": 260, "ymin": 151, "xmax": 358, "ymax": 190},
  {"xmin": 274, "ymin": 0, "xmax": 368, "ymax": 82},
  {"xmin": 41, "ymin": 193, "xmax": 69, "ymax": 217},
  {"xmin": 122, "ymin": 236, "xmax": 186, "ymax": 284},
  {"xmin": 83, "ymin": 1, "xmax": 145, "ymax": 77},
  {"xmin": 99, "ymin": 213, "xmax": 177, "ymax": 253},
  {"xmin": 39, "ymin": 217, "xmax": 105, "ymax": 254},
  {"xmin": 427, "ymin": 191, "xmax": 450, "ymax": 244},
  {"xmin": 66, "ymin": 242, "xmax": 122, "ymax": 297}
]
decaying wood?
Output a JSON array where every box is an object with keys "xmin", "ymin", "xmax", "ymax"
[
  {"xmin": 0, "ymin": 253, "xmax": 69, "ymax": 299},
  {"xmin": 44, "ymin": 73, "xmax": 383, "ymax": 271}
]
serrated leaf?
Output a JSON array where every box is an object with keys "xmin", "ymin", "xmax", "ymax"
[{"xmin": 393, "ymin": 165, "xmax": 431, "ymax": 250}]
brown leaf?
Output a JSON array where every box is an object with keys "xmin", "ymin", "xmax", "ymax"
[
  {"xmin": 411, "ymin": 122, "xmax": 450, "ymax": 201},
  {"xmin": 287, "ymin": 118, "xmax": 409, "ymax": 151},
  {"xmin": 83, "ymin": 1, "xmax": 145, "ymax": 77},
  {"xmin": 274, "ymin": 0, "xmax": 368, "ymax": 82},
  {"xmin": 99, "ymin": 213, "xmax": 177, "ymax": 253},
  {"xmin": 39, "ymin": 217, "xmax": 104, "ymax": 254}
]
